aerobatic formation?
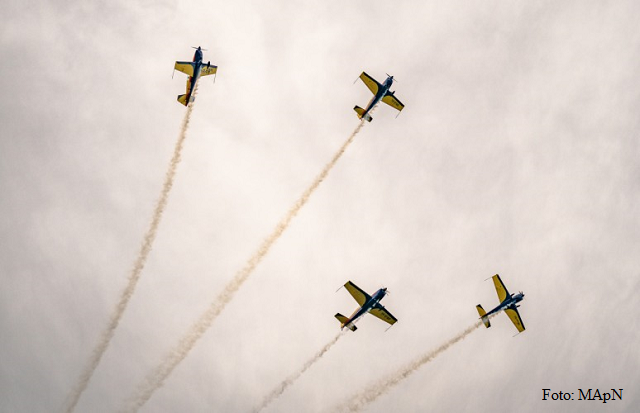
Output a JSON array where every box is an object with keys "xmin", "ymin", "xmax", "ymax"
[{"xmin": 65, "ymin": 45, "xmax": 528, "ymax": 412}]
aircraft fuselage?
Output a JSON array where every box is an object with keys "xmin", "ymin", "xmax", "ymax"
[
  {"xmin": 362, "ymin": 76, "xmax": 394, "ymax": 119},
  {"xmin": 184, "ymin": 48, "xmax": 205, "ymax": 104},
  {"xmin": 184, "ymin": 47, "xmax": 214, "ymax": 104},
  {"xmin": 485, "ymin": 292, "xmax": 525, "ymax": 317},
  {"xmin": 344, "ymin": 288, "xmax": 387, "ymax": 328}
]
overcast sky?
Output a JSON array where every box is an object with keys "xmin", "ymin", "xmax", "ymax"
[{"xmin": 1, "ymin": 1, "xmax": 639, "ymax": 412}]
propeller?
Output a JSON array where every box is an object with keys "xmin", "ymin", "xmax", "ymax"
[
  {"xmin": 192, "ymin": 46, "xmax": 208, "ymax": 51},
  {"xmin": 386, "ymin": 73, "xmax": 397, "ymax": 82}
]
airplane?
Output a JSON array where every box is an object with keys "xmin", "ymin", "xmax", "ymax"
[
  {"xmin": 353, "ymin": 72, "xmax": 405, "ymax": 122},
  {"xmin": 173, "ymin": 46, "xmax": 217, "ymax": 106},
  {"xmin": 335, "ymin": 281, "xmax": 397, "ymax": 331},
  {"xmin": 476, "ymin": 274, "xmax": 526, "ymax": 334}
]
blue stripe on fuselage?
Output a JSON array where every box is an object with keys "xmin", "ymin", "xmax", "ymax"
[
  {"xmin": 193, "ymin": 48, "xmax": 203, "ymax": 64},
  {"xmin": 485, "ymin": 293, "xmax": 524, "ymax": 317},
  {"xmin": 186, "ymin": 53, "xmax": 204, "ymax": 103},
  {"xmin": 362, "ymin": 76, "xmax": 393, "ymax": 118},
  {"xmin": 344, "ymin": 288, "xmax": 387, "ymax": 327}
]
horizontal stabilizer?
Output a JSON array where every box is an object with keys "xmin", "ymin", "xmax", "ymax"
[
  {"xmin": 353, "ymin": 106, "xmax": 372, "ymax": 122},
  {"xmin": 476, "ymin": 304, "xmax": 491, "ymax": 328},
  {"xmin": 177, "ymin": 93, "xmax": 195, "ymax": 107},
  {"xmin": 335, "ymin": 313, "xmax": 357, "ymax": 331}
]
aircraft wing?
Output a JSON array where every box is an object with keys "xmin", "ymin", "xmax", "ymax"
[
  {"xmin": 200, "ymin": 65, "xmax": 218, "ymax": 76},
  {"xmin": 175, "ymin": 61, "xmax": 195, "ymax": 76},
  {"xmin": 504, "ymin": 306, "xmax": 525, "ymax": 332},
  {"xmin": 359, "ymin": 72, "xmax": 381, "ymax": 95},
  {"xmin": 344, "ymin": 281, "xmax": 371, "ymax": 307},
  {"xmin": 370, "ymin": 303, "xmax": 398, "ymax": 326},
  {"xmin": 492, "ymin": 274, "xmax": 510, "ymax": 302},
  {"xmin": 382, "ymin": 93, "xmax": 405, "ymax": 112}
]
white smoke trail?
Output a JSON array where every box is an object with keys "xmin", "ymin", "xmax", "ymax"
[
  {"xmin": 64, "ymin": 89, "xmax": 198, "ymax": 413},
  {"xmin": 334, "ymin": 320, "xmax": 484, "ymax": 412},
  {"xmin": 254, "ymin": 331, "xmax": 345, "ymax": 412},
  {"xmin": 122, "ymin": 120, "xmax": 367, "ymax": 412}
]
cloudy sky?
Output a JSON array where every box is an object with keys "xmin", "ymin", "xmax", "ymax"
[{"xmin": 1, "ymin": 1, "xmax": 639, "ymax": 412}]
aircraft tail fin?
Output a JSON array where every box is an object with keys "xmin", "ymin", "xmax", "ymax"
[
  {"xmin": 177, "ymin": 93, "xmax": 196, "ymax": 106},
  {"xmin": 476, "ymin": 304, "xmax": 491, "ymax": 328},
  {"xmin": 353, "ymin": 106, "xmax": 372, "ymax": 122},
  {"xmin": 335, "ymin": 313, "xmax": 357, "ymax": 332}
]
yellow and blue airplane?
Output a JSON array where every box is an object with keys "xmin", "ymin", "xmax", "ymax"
[
  {"xmin": 335, "ymin": 281, "xmax": 397, "ymax": 332},
  {"xmin": 353, "ymin": 72, "xmax": 405, "ymax": 122},
  {"xmin": 173, "ymin": 46, "xmax": 217, "ymax": 106},
  {"xmin": 476, "ymin": 274, "xmax": 526, "ymax": 334}
]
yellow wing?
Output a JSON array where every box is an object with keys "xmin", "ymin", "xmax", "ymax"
[
  {"xmin": 344, "ymin": 281, "xmax": 370, "ymax": 307},
  {"xmin": 359, "ymin": 72, "xmax": 380, "ymax": 95},
  {"xmin": 201, "ymin": 65, "xmax": 218, "ymax": 76},
  {"xmin": 175, "ymin": 61, "xmax": 195, "ymax": 76},
  {"xmin": 492, "ymin": 274, "xmax": 510, "ymax": 302},
  {"xmin": 505, "ymin": 308, "xmax": 525, "ymax": 332},
  {"xmin": 369, "ymin": 305, "xmax": 398, "ymax": 326},
  {"xmin": 382, "ymin": 93, "xmax": 404, "ymax": 112}
]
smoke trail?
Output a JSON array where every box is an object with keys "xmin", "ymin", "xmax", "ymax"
[
  {"xmin": 123, "ymin": 120, "xmax": 367, "ymax": 412},
  {"xmin": 335, "ymin": 320, "xmax": 484, "ymax": 412},
  {"xmin": 64, "ymin": 89, "xmax": 198, "ymax": 413},
  {"xmin": 254, "ymin": 331, "xmax": 344, "ymax": 412}
]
